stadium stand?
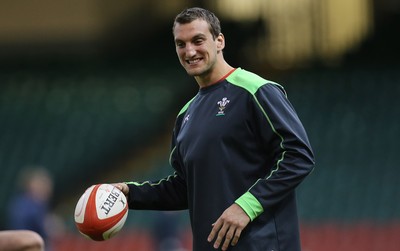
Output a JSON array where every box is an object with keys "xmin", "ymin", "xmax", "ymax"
[{"xmin": 0, "ymin": 61, "xmax": 191, "ymax": 229}]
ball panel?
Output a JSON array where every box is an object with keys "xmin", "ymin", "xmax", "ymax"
[
  {"xmin": 74, "ymin": 185, "xmax": 95, "ymax": 224},
  {"xmin": 95, "ymin": 184, "xmax": 127, "ymax": 220},
  {"xmin": 102, "ymin": 211, "xmax": 128, "ymax": 240}
]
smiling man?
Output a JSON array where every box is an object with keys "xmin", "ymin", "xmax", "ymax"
[
  {"xmin": 115, "ymin": 7, "xmax": 315, "ymax": 251},
  {"xmin": 173, "ymin": 15, "xmax": 232, "ymax": 87}
]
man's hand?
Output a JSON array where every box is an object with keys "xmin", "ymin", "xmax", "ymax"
[
  {"xmin": 207, "ymin": 203, "xmax": 250, "ymax": 250},
  {"xmin": 112, "ymin": 183, "xmax": 129, "ymax": 196}
]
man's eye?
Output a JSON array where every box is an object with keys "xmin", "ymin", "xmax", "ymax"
[
  {"xmin": 176, "ymin": 42, "xmax": 185, "ymax": 48},
  {"xmin": 194, "ymin": 39, "xmax": 203, "ymax": 45}
]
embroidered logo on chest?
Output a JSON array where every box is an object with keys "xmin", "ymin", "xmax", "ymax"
[{"xmin": 216, "ymin": 97, "xmax": 230, "ymax": 116}]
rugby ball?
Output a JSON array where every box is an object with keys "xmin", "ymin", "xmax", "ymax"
[{"xmin": 74, "ymin": 184, "xmax": 128, "ymax": 241}]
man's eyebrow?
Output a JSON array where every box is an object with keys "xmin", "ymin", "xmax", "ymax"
[
  {"xmin": 174, "ymin": 34, "xmax": 207, "ymax": 44},
  {"xmin": 192, "ymin": 34, "xmax": 207, "ymax": 40}
]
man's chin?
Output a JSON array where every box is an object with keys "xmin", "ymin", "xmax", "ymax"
[
  {"xmin": 185, "ymin": 69, "xmax": 202, "ymax": 77},
  {"xmin": 185, "ymin": 66, "xmax": 208, "ymax": 77}
]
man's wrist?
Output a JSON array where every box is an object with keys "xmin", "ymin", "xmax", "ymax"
[{"xmin": 235, "ymin": 192, "xmax": 264, "ymax": 221}]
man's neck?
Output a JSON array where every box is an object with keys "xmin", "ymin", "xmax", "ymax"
[{"xmin": 195, "ymin": 62, "xmax": 234, "ymax": 88}]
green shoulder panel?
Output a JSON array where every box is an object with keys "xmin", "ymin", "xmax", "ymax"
[
  {"xmin": 227, "ymin": 68, "xmax": 286, "ymax": 97},
  {"xmin": 227, "ymin": 68, "xmax": 267, "ymax": 94}
]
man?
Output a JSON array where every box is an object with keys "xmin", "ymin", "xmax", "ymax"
[{"xmin": 116, "ymin": 7, "xmax": 315, "ymax": 251}]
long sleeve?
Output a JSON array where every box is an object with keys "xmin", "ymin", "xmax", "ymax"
[
  {"xmin": 235, "ymin": 83, "xmax": 315, "ymax": 220},
  {"xmin": 126, "ymin": 171, "xmax": 188, "ymax": 210},
  {"xmin": 126, "ymin": 117, "xmax": 189, "ymax": 211}
]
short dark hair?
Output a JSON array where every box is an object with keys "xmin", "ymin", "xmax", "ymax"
[{"xmin": 173, "ymin": 7, "xmax": 221, "ymax": 39}]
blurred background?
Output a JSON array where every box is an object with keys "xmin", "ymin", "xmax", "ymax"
[{"xmin": 0, "ymin": 0, "xmax": 399, "ymax": 250}]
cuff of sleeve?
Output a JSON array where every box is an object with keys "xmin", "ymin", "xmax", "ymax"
[
  {"xmin": 124, "ymin": 182, "xmax": 142, "ymax": 209},
  {"xmin": 235, "ymin": 191, "xmax": 264, "ymax": 221}
]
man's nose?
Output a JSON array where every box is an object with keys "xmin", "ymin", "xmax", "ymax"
[{"xmin": 185, "ymin": 44, "xmax": 196, "ymax": 57}]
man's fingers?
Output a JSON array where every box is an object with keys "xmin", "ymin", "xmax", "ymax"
[
  {"xmin": 221, "ymin": 227, "xmax": 236, "ymax": 251},
  {"xmin": 207, "ymin": 220, "xmax": 221, "ymax": 242},
  {"xmin": 208, "ymin": 204, "xmax": 251, "ymax": 249},
  {"xmin": 112, "ymin": 183, "xmax": 129, "ymax": 195},
  {"xmin": 213, "ymin": 223, "xmax": 229, "ymax": 249},
  {"xmin": 231, "ymin": 227, "xmax": 242, "ymax": 246}
]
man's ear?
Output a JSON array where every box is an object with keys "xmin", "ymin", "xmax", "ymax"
[{"xmin": 216, "ymin": 33, "xmax": 225, "ymax": 52}]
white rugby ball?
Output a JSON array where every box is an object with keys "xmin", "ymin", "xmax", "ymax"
[{"xmin": 74, "ymin": 183, "xmax": 128, "ymax": 241}]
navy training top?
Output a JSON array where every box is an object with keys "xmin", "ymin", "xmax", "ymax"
[{"xmin": 127, "ymin": 68, "xmax": 315, "ymax": 251}]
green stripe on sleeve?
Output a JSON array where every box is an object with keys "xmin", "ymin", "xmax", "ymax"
[
  {"xmin": 235, "ymin": 191, "xmax": 264, "ymax": 221},
  {"xmin": 124, "ymin": 173, "xmax": 178, "ymax": 187}
]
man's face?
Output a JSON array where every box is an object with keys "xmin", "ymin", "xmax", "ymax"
[{"xmin": 173, "ymin": 19, "xmax": 222, "ymax": 77}]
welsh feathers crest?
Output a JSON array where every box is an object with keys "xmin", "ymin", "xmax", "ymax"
[{"xmin": 216, "ymin": 97, "xmax": 230, "ymax": 116}]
